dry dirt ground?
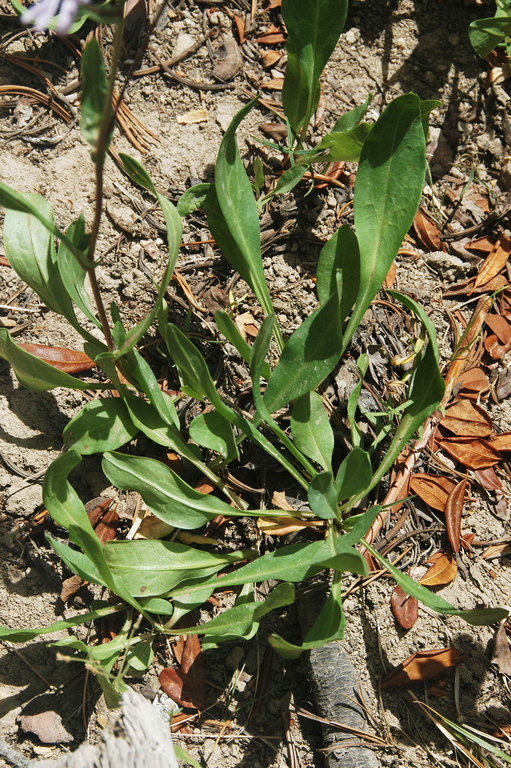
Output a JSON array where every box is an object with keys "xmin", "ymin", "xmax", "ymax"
[{"xmin": 0, "ymin": 0, "xmax": 511, "ymax": 766}]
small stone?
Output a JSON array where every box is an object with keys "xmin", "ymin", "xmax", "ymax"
[
  {"xmin": 172, "ymin": 32, "xmax": 196, "ymax": 59},
  {"xmin": 19, "ymin": 711, "xmax": 73, "ymax": 745},
  {"xmin": 344, "ymin": 28, "xmax": 357, "ymax": 45}
]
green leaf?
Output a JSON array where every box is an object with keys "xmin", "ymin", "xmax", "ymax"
[
  {"xmin": 160, "ymin": 321, "xmax": 221, "ymax": 404},
  {"xmin": 189, "ymin": 410, "xmax": 239, "ymax": 461},
  {"xmin": 469, "ymin": 15, "xmax": 511, "ymax": 58},
  {"xmin": 102, "ymin": 452, "xmax": 220, "ymax": 530},
  {"xmin": 342, "ymin": 93, "xmax": 426, "ymax": 353},
  {"xmin": 364, "ymin": 540, "xmax": 509, "ymax": 626},
  {"xmin": 307, "ymin": 471, "xmax": 339, "ymax": 519},
  {"xmin": 332, "ymin": 94, "xmax": 372, "ymax": 132},
  {"xmin": 173, "ymin": 512, "xmax": 380, "ymax": 597},
  {"xmin": 119, "ymin": 153, "xmax": 157, "ymax": 194},
  {"xmin": 124, "ymin": 640, "xmax": 154, "ymax": 672},
  {"xmin": 43, "ymin": 452, "xmax": 116, "ymax": 588},
  {"xmin": 263, "ymin": 280, "xmax": 342, "ymax": 413},
  {"xmin": 269, "ymin": 576, "xmax": 345, "ymax": 658},
  {"xmin": 129, "ymin": 348, "xmax": 179, "ymax": 428},
  {"xmin": 57, "ymin": 216, "xmax": 99, "ymax": 328},
  {"xmin": 136, "ymin": 597, "xmax": 173, "ymax": 616},
  {"xmin": 174, "ymin": 745, "xmax": 201, "ymax": 768},
  {"xmin": 282, "ymin": 0, "xmax": 348, "ymax": 134},
  {"xmin": 215, "ymin": 310, "xmax": 272, "ymax": 380},
  {"xmin": 48, "ymin": 535, "xmax": 104, "ymax": 587},
  {"xmin": 177, "ymin": 583, "xmax": 295, "ymax": 640},
  {"xmin": 80, "ymin": 39, "xmax": 108, "ymax": 151},
  {"xmin": 210, "ymin": 101, "xmax": 274, "ymax": 318},
  {"xmin": 177, "ymin": 183, "xmax": 212, "ymax": 217},
  {"xmin": 63, "ymin": 398, "xmax": 138, "ymax": 455},
  {"xmin": 290, "ymin": 392, "xmax": 334, "ymax": 471},
  {"xmin": 315, "ymin": 123, "xmax": 371, "ymax": 163},
  {"xmin": 316, "ymin": 224, "xmax": 360, "ymax": 326},
  {"xmin": 0, "ymin": 329, "xmax": 99, "ymax": 391},
  {"xmin": 335, "ymin": 447, "xmax": 372, "ymax": 501},
  {"xmin": 272, "ymin": 165, "xmax": 307, "ymax": 195},
  {"xmin": 0, "ymin": 603, "xmax": 124, "ymax": 643},
  {"xmin": 104, "ymin": 539, "xmax": 247, "ymax": 597}
]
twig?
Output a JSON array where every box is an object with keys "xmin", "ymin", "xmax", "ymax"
[{"xmin": 0, "ymin": 738, "xmax": 31, "ymax": 768}]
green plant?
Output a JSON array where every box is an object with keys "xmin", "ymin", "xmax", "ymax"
[
  {"xmin": 469, "ymin": 0, "xmax": 511, "ymax": 59},
  {"xmin": 0, "ymin": 0, "xmax": 507, "ymax": 707}
]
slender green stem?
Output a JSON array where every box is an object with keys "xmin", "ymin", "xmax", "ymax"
[{"xmin": 86, "ymin": 16, "xmax": 126, "ymax": 351}]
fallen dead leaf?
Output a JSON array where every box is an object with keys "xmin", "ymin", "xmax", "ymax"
[
  {"xmin": 412, "ymin": 209, "xmax": 444, "ymax": 251},
  {"xmin": 18, "ymin": 343, "xmax": 95, "ymax": 374},
  {"xmin": 440, "ymin": 399, "xmax": 492, "ymax": 438},
  {"xmin": 213, "ymin": 36, "xmax": 242, "ymax": 81},
  {"xmin": 419, "ymin": 551, "xmax": 458, "ymax": 586},
  {"xmin": 383, "ymin": 262, "xmax": 396, "ymax": 288},
  {"xmin": 486, "ymin": 314, "xmax": 511, "ymax": 345},
  {"xmin": 261, "ymin": 49, "xmax": 282, "ymax": 68},
  {"xmin": 390, "ymin": 585, "xmax": 418, "ymax": 630},
  {"xmin": 160, "ymin": 634, "xmax": 206, "ymax": 710},
  {"xmin": 454, "ymin": 367, "xmax": 491, "ymax": 398},
  {"xmin": 438, "ymin": 436, "xmax": 501, "ymax": 469},
  {"xmin": 410, "ymin": 473, "xmax": 456, "ymax": 512},
  {"xmin": 466, "ymin": 235, "xmax": 496, "ymax": 253},
  {"xmin": 271, "ymin": 490, "xmax": 295, "ymax": 511},
  {"xmin": 489, "ymin": 432, "xmax": 511, "ymax": 452},
  {"xmin": 481, "ymin": 542, "xmax": 511, "ymax": 560},
  {"xmin": 232, "ymin": 12, "xmax": 246, "ymax": 44},
  {"xmin": 86, "ymin": 497, "xmax": 119, "ymax": 544},
  {"xmin": 255, "ymin": 31, "xmax": 286, "ymax": 45},
  {"xmin": 135, "ymin": 512, "xmax": 173, "ymax": 540},
  {"xmin": 176, "ymin": 108, "xmax": 209, "ymax": 125},
  {"xmin": 381, "ymin": 648, "xmax": 463, "ymax": 689},
  {"xmin": 60, "ymin": 573, "xmax": 85, "ymax": 602},
  {"xmin": 492, "ymin": 624, "xmax": 511, "ymax": 676},
  {"xmin": 259, "ymin": 121, "xmax": 287, "ymax": 140},
  {"xmin": 470, "ymin": 233, "xmax": 511, "ymax": 293},
  {"xmin": 19, "ymin": 710, "xmax": 74, "ymax": 744},
  {"xmin": 474, "ymin": 467, "xmax": 503, "ymax": 492},
  {"xmin": 261, "ymin": 77, "xmax": 284, "ymax": 90},
  {"xmin": 444, "ymin": 479, "xmax": 467, "ymax": 553},
  {"xmin": 257, "ymin": 516, "xmax": 323, "ymax": 535}
]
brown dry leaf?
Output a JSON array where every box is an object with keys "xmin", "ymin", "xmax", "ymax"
[
  {"xmin": 492, "ymin": 624, "xmax": 511, "ymax": 675},
  {"xmin": 493, "ymin": 725, "xmax": 511, "ymax": 739},
  {"xmin": 176, "ymin": 108, "xmax": 209, "ymax": 125},
  {"xmin": 271, "ymin": 490, "xmax": 295, "ymax": 511},
  {"xmin": 381, "ymin": 648, "xmax": 463, "ymax": 689},
  {"xmin": 383, "ymin": 262, "xmax": 396, "ymax": 288},
  {"xmin": 438, "ymin": 436, "xmax": 501, "ymax": 469},
  {"xmin": 135, "ymin": 513, "xmax": 173, "ymax": 540},
  {"xmin": 489, "ymin": 432, "xmax": 511, "ymax": 452},
  {"xmin": 412, "ymin": 209, "xmax": 443, "ymax": 251},
  {"xmin": 234, "ymin": 310, "xmax": 259, "ymax": 341},
  {"xmin": 261, "ymin": 49, "xmax": 281, "ymax": 68},
  {"xmin": 259, "ymin": 121, "xmax": 287, "ymax": 140},
  {"xmin": 390, "ymin": 585, "xmax": 418, "ymax": 630},
  {"xmin": 484, "ymin": 332, "xmax": 511, "ymax": 360},
  {"xmin": 410, "ymin": 473, "xmax": 456, "ymax": 512},
  {"xmin": 466, "ymin": 235, "xmax": 496, "ymax": 253},
  {"xmin": 471, "ymin": 233, "xmax": 511, "ymax": 293},
  {"xmin": 232, "ymin": 13, "xmax": 246, "ymax": 44},
  {"xmin": 213, "ymin": 36, "xmax": 242, "ymax": 81},
  {"xmin": 455, "ymin": 367, "xmax": 491, "ymax": 398},
  {"xmin": 419, "ymin": 551, "xmax": 458, "ymax": 586},
  {"xmin": 257, "ymin": 516, "xmax": 323, "ymax": 535},
  {"xmin": 486, "ymin": 314, "xmax": 511, "ymax": 345},
  {"xmin": 482, "ymin": 542, "xmax": 511, "ymax": 560},
  {"xmin": 440, "ymin": 399, "xmax": 492, "ymax": 438},
  {"xmin": 445, "ymin": 479, "xmax": 467, "ymax": 554},
  {"xmin": 18, "ymin": 343, "xmax": 95, "ymax": 374},
  {"xmin": 60, "ymin": 573, "xmax": 85, "ymax": 602},
  {"xmin": 86, "ymin": 497, "xmax": 120, "ymax": 544},
  {"xmin": 265, "ymin": 0, "xmax": 282, "ymax": 8},
  {"xmin": 261, "ymin": 77, "xmax": 284, "ymax": 90},
  {"xmin": 160, "ymin": 635, "xmax": 206, "ymax": 710},
  {"xmin": 255, "ymin": 31, "xmax": 286, "ymax": 44},
  {"xmin": 474, "ymin": 467, "xmax": 503, "ymax": 492}
]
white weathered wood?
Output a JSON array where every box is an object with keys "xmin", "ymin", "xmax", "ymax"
[{"xmin": 35, "ymin": 689, "xmax": 179, "ymax": 768}]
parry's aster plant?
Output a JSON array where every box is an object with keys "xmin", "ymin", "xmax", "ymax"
[{"xmin": 21, "ymin": 0, "xmax": 89, "ymax": 32}]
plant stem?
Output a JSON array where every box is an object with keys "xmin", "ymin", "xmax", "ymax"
[{"xmin": 87, "ymin": 16, "xmax": 126, "ymax": 351}]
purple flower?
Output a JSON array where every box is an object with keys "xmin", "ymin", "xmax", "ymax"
[{"xmin": 21, "ymin": 0, "xmax": 89, "ymax": 33}]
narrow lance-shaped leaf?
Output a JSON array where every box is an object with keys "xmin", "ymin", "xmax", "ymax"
[
  {"xmin": 316, "ymin": 224, "xmax": 360, "ymax": 324},
  {"xmin": 63, "ymin": 397, "xmax": 139, "ymax": 455},
  {"xmin": 263, "ymin": 274, "xmax": 342, "ymax": 413},
  {"xmin": 282, "ymin": 0, "xmax": 348, "ymax": 135},
  {"xmin": 291, "ymin": 392, "xmax": 334, "ymax": 471},
  {"xmin": 342, "ymin": 93, "xmax": 427, "ymax": 354},
  {"xmin": 57, "ymin": 215, "xmax": 99, "ymax": 327},
  {"xmin": 363, "ymin": 540, "xmax": 508, "ymax": 626},
  {"xmin": 0, "ymin": 603, "xmax": 125, "ymax": 644},
  {"xmin": 0, "ymin": 329, "xmax": 101, "ymax": 391},
  {"xmin": 210, "ymin": 101, "xmax": 275, "ymax": 321},
  {"xmin": 80, "ymin": 38, "xmax": 109, "ymax": 152}
]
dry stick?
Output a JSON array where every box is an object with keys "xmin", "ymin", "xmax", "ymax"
[
  {"xmin": 86, "ymin": 18, "xmax": 126, "ymax": 352},
  {"xmin": 365, "ymin": 295, "xmax": 492, "ymax": 546}
]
